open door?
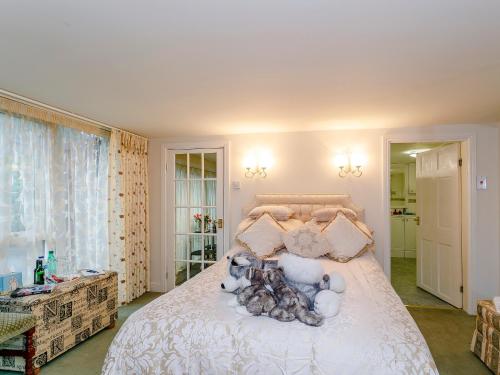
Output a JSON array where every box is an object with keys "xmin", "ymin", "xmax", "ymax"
[{"xmin": 416, "ymin": 143, "xmax": 463, "ymax": 308}]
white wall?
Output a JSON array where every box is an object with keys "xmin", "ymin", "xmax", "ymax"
[{"xmin": 148, "ymin": 124, "xmax": 500, "ymax": 310}]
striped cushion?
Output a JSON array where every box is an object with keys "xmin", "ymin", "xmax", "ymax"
[{"xmin": 0, "ymin": 313, "xmax": 36, "ymax": 343}]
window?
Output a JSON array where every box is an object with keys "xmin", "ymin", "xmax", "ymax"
[{"xmin": 0, "ymin": 111, "xmax": 109, "ymax": 283}]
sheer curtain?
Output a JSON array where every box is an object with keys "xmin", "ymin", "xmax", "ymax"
[
  {"xmin": 0, "ymin": 111, "xmax": 109, "ymax": 283},
  {"xmin": 52, "ymin": 126, "xmax": 109, "ymax": 273},
  {"xmin": 0, "ymin": 113, "xmax": 53, "ymax": 283}
]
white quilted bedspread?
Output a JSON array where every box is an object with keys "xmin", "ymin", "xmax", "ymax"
[{"xmin": 102, "ymin": 251, "xmax": 438, "ymax": 375}]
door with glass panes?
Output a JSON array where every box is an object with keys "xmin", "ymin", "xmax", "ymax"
[{"xmin": 167, "ymin": 149, "xmax": 224, "ymax": 288}]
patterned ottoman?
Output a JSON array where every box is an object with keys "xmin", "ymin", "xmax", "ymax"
[
  {"xmin": 471, "ymin": 300, "xmax": 500, "ymax": 375},
  {"xmin": 0, "ymin": 271, "xmax": 118, "ymax": 372}
]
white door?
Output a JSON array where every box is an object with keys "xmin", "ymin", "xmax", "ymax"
[
  {"xmin": 167, "ymin": 149, "xmax": 224, "ymax": 289},
  {"xmin": 416, "ymin": 143, "xmax": 462, "ymax": 307}
]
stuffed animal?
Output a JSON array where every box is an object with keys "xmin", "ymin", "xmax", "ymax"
[
  {"xmin": 278, "ymin": 252, "xmax": 345, "ymax": 318},
  {"xmin": 264, "ymin": 267, "xmax": 324, "ymax": 326},
  {"xmin": 237, "ymin": 267, "xmax": 277, "ymax": 315},
  {"xmin": 221, "ymin": 251, "xmax": 278, "ymax": 293}
]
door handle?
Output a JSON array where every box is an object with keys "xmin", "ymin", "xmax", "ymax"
[
  {"xmin": 415, "ymin": 216, "xmax": 420, "ymax": 226},
  {"xmin": 217, "ymin": 218, "xmax": 224, "ymax": 229}
]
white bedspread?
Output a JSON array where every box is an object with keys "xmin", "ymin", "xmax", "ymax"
[{"xmin": 102, "ymin": 251, "xmax": 438, "ymax": 375}]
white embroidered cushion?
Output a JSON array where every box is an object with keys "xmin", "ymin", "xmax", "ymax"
[
  {"xmin": 283, "ymin": 224, "xmax": 330, "ymax": 258},
  {"xmin": 312, "ymin": 207, "xmax": 357, "ymax": 222},
  {"xmin": 322, "ymin": 213, "xmax": 374, "ymax": 262},
  {"xmin": 236, "ymin": 213, "xmax": 286, "ymax": 257},
  {"xmin": 248, "ymin": 205, "xmax": 294, "ymax": 221}
]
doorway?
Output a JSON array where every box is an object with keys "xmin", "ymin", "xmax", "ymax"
[
  {"xmin": 389, "ymin": 142, "xmax": 464, "ymax": 309},
  {"xmin": 166, "ymin": 148, "xmax": 225, "ymax": 289}
]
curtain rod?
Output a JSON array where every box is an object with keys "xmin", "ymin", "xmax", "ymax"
[{"xmin": 0, "ymin": 89, "xmax": 148, "ymax": 140}]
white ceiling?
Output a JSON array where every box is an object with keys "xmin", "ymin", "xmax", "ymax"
[
  {"xmin": 1, "ymin": 1, "xmax": 500, "ymax": 138},
  {"xmin": 390, "ymin": 142, "xmax": 445, "ymax": 164}
]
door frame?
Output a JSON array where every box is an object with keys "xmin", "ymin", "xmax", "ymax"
[
  {"xmin": 382, "ymin": 134, "xmax": 476, "ymax": 314},
  {"xmin": 160, "ymin": 141, "xmax": 231, "ymax": 292}
]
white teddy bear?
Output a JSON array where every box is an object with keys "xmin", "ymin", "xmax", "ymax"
[{"xmin": 278, "ymin": 252, "xmax": 346, "ymax": 318}]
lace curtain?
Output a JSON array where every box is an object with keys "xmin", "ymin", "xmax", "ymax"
[
  {"xmin": 109, "ymin": 129, "xmax": 150, "ymax": 304},
  {"xmin": 0, "ymin": 111, "xmax": 109, "ymax": 283}
]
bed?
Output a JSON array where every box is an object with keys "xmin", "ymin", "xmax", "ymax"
[{"xmin": 102, "ymin": 195, "xmax": 438, "ymax": 375}]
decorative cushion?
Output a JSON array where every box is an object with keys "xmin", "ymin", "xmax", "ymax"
[
  {"xmin": 283, "ymin": 224, "xmax": 330, "ymax": 258},
  {"xmin": 312, "ymin": 207, "xmax": 357, "ymax": 222},
  {"xmin": 236, "ymin": 213, "xmax": 287, "ymax": 257},
  {"xmin": 322, "ymin": 213, "xmax": 374, "ymax": 262},
  {"xmin": 248, "ymin": 205, "xmax": 294, "ymax": 221},
  {"xmin": 279, "ymin": 218, "xmax": 304, "ymax": 232},
  {"xmin": 0, "ymin": 313, "xmax": 36, "ymax": 343}
]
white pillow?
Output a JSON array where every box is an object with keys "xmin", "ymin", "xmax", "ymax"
[
  {"xmin": 280, "ymin": 218, "xmax": 304, "ymax": 232},
  {"xmin": 283, "ymin": 224, "xmax": 330, "ymax": 258},
  {"xmin": 248, "ymin": 205, "xmax": 294, "ymax": 221},
  {"xmin": 322, "ymin": 213, "xmax": 373, "ymax": 262},
  {"xmin": 236, "ymin": 213, "xmax": 286, "ymax": 257},
  {"xmin": 312, "ymin": 207, "xmax": 357, "ymax": 222}
]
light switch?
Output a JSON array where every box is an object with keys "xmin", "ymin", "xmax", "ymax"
[
  {"xmin": 231, "ymin": 181, "xmax": 241, "ymax": 190},
  {"xmin": 477, "ymin": 176, "xmax": 487, "ymax": 190}
]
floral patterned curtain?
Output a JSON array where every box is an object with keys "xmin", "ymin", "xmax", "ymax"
[{"xmin": 108, "ymin": 129, "xmax": 150, "ymax": 304}]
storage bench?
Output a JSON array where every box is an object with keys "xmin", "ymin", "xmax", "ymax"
[
  {"xmin": 0, "ymin": 271, "xmax": 118, "ymax": 372},
  {"xmin": 471, "ymin": 300, "xmax": 500, "ymax": 375}
]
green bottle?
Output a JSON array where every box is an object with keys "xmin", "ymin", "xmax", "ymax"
[{"xmin": 34, "ymin": 257, "xmax": 45, "ymax": 285}]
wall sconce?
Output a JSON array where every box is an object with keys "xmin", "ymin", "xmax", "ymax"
[
  {"xmin": 243, "ymin": 150, "xmax": 273, "ymax": 178},
  {"xmin": 334, "ymin": 152, "xmax": 366, "ymax": 177}
]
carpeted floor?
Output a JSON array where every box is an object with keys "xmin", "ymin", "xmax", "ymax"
[
  {"xmin": 391, "ymin": 257, "xmax": 454, "ymax": 308},
  {"xmin": 3, "ymin": 291, "xmax": 491, "ymax": 375}
]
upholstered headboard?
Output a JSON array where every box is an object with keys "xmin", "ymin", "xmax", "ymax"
[{"xmin": 243, "ymin": 194, "xmax": 364, "ymax": 222}]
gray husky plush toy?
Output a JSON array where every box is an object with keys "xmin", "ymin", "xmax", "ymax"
[
  {"xmin": 237, "ymin": 268, "xmax": 277, "ymax": 315},
  {"xmin": 220, "ymin": 251, "xmax": 278, "ymax": 293},
  {"xmin": 264, "ymin": 267, "xmax": 324, "ymax": 326},
  {"xmin": 238, "ymin": 266, "xmax": 323, "ymax": 326}
]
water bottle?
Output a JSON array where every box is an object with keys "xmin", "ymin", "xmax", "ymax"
[{"xmin": 46, "ymin": 250, "xmax": 58, "ymax": 279}]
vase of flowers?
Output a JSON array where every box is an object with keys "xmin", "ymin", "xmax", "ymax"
[
  {"xmin": 204, "ymin": 214, "xmax": 212, "ymax": 233},
  {"xmin": 193, "ymin": 213, "xmax": 202, "ymax": 233}
]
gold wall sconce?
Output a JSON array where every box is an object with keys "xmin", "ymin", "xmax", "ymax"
[{"xmin": 334, "ymin": 152, "xmax": 366, "ymax": 177}]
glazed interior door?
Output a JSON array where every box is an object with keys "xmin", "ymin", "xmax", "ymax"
[
  {"xmin": 167, "ymin": 149, "xmax": 224, "ymax": 288},
  {"xmin": 416, "ymin": 143, "xmax": 462, "ymax": 307}
]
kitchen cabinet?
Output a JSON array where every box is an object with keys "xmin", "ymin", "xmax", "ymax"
[
  {"xmin": 391, "ymin": 216, "xmax": 405, "ymax": 258},
  {"xmin": 391, "ymin": 215, "xmax": 417, "ymax": 258},
  {"xmin": 390, "ymin": 164, "xmax": 407, "ymax": 199},
  {"xmin": 404, "ymin": 216, "xmax": 417, "ymax": 258},
  {"xmin": 408, "ymin": 163, "xmax": 416, "ymax": 194}
]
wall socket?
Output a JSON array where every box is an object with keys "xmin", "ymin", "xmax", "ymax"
[{"xmin": 477, "ymin": 176, "xmax": 487, "ymax": 190}]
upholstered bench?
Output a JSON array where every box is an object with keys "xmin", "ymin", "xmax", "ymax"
[
  {"xmin": 0, "ymin": 271, "xmax": 118, "ymax": 373},
  {"xmin": 0, "ymin": 313, "xmax": 37, "ymax": 374},
  {"xmin": 471, "ymin": 300, "xmax": 500, "ymax": 374}
]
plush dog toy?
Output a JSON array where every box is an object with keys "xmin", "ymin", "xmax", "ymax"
[
  {"xmin": 278, "ymin": 253, "xmax": 346, "ymax": 318},
  {"xmin": 264, "ymin": 267, "xmax": 324, "ymax": 326},
  {"xmin": 220, "ymin": 251, "xmax": 278, "ymax": 293},
  {"xmin": 237, "ymin": 267, "xmax": 277, "ymax": 316}
]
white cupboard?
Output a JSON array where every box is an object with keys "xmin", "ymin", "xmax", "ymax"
[
  {"xmin": 391, "ymin": 217, "xmax": 405, "ymax": 258},
  {"xmin": 408, "ymin": 163, "xmax": 416, "ymax": 194},
  {"xmin": 404, "ymin": 217, "xmax": 417, "ymax": 258},
  {"xmin": 391, "ymin": 216, "xmax": 417, "ymax": 258}
]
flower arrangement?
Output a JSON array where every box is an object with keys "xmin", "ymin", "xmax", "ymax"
[{"xmin": 193, "ymin": 213, "xmax": 212, "ymax": 232}]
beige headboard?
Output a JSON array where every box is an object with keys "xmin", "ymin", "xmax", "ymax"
[{"xmin": 243, "ymin": 194, "xmax": 364, "ymax": 222}]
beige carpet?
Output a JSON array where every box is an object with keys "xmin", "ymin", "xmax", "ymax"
[{"xmin": 391, "ymin": 257, "xmax": 454, "ymax": 308}]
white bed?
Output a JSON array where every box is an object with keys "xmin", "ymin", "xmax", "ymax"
[{"xmin": 102, "ymin": 195, "xmax": 438, "ymax": 375}]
